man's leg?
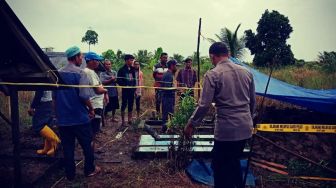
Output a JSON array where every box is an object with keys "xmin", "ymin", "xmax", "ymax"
[
  {"xmin": 91, "ymin": 108, "xmax": 102, "ymax": 153},
  {"xmin": 135, "ymin": 96, "xmax": 141, "ymax": 118},
  {"xmin": 104, "ymin": 96, "xmax": 114, "ymax": 117},
  {"xmin": 161, "ymin": 97, "xmax": 167, "ymax": 123},
  {"xmin": 111, "ymin": 96, "xmax": 119, "ymax": 122},
  {"xmin": 155, "ymin": 89, "xmax": 161, "ymax": 114},
  {"xmin": 92, "ymin": 108, "xmax": 102, "ymax": 134},
  {"xmin": 212, "ymin": 139, "xmax": 246, "ymax": 188},
  {"xmin": 73, "ymin": 123, "xmax": 96, "ymax": 176},
  {"xmin": 112, "ymin": 109, "xmax": 116, "ymax": 122},
  {"xmin": 232, "ymin": 140, "xmax": 247, "ymax": 188},
  {"xmin": 58, "ymin": 126, "xmax": 76, "ymax": 180},
  {"xmin": 161, "ymin": 96, "xmax": 170, "ymax": 132},
  {"xmin": 121, "ymin": 90, "xmax": 128, "ymax": 126},
  {"xmin": 127, "ymin": 90, "xmax": 135, "ymax": 124},
  {"xmin": 169, "ymin": 96, "xmax": 175, "ymax": 115}
]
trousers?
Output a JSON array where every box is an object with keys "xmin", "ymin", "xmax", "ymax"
[{"xmin": 211, "ymin": 139, "xmax": 247, "ymax": 188}]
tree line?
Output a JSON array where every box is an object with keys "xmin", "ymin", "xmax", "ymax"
[{"xmin": 81, "ymin": 9, "xmax": 335, "ymax": 73}]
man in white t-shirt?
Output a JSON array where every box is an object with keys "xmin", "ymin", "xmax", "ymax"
[{"xmin": 83, "ymin": 52, "xmax": 108, "ymax": 146}]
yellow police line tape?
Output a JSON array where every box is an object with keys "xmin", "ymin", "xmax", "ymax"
[
  {"xmin": 256, "ymin": 124, "xmax": 336, "ymax": 134},
  {"xmin": 0, "ymin": 82, "xmax": 202, "ymax": 90}
]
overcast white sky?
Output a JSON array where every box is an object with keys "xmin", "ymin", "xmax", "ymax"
[{"xmin": 6, "ymin": 0, "xmax": 336, "ymax": 62}]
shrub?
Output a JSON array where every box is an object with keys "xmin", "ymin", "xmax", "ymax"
[
  {"xmin": 167, "ymin": 90, "xmax": 196, "ymax": 171},
  {"xmin": 318, "ymin": 51, "xmax": 336, "ymax": 73}
]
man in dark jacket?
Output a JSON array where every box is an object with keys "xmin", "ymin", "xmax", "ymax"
[{"xmin": 117, "ymin": 54, "xmax": 136, "ymax": 126}]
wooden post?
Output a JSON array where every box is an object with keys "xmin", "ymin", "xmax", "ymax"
[
  {"xmin": 10, "ymin": 87, "xmax": 21, "ymax": 187},
  {"xmin": 196, "ymin": 18, "xmax": 202, "ymax": 101}
]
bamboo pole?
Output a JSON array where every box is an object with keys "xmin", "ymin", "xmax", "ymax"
[{"xmin": 196, "ymin": 18, "xmax": 201, "ymax": 101}]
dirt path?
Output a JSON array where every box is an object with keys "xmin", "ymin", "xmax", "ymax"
[{"xmin": 39, "ymin": 116, "xmax": 206, "ymax": 188}]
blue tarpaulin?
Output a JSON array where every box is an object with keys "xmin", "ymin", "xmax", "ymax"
[
  {"xmin": 230, "ymin": 58, "xmax": 336, "ymax": 115},
  {"xmin": 186, "ymin": 159, "xmax": 255, "ymax": 187}
]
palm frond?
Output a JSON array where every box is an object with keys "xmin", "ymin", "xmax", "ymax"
[
  {"xmin": 211, "ymin": 24, "xmax": 246, "ymax": 58},
  {"xmin": 206, "ymin": 38, "xmax": 217, "ymax": 43}
]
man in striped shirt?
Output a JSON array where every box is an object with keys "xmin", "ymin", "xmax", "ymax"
[{"xmin": 152, "ymin": 52, "xmax": 168, "ymax": 114}]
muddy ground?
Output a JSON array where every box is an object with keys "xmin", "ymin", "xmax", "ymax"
[{"xmin": 0, "ymin": 106, "xmax": 336, "ymax": 188}]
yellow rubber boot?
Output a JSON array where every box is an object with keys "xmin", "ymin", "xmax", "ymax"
[
  {"xmin": 36, "ymin": 139, "xmax": 50, "ymax": 155},
  {"xmin": 39, "ymin": 126, "xmax": 61, "ymax": 156}
]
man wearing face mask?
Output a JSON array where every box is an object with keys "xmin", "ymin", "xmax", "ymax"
[
  {"xmin": 161, "ymin": 59, "xmax": 177, "ymax": 132},
  {"xmin": 184, "ymin": 42, "xmax": 256, "ymax": 188}
]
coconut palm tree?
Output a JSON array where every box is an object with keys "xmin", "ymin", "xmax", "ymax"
[
  {"xmin": 208, "ymin": 23, "xmax": 245, "ymax": 59},
  {"xmin": 171, "ymin": 53, "xmax": 185, "ymax": 65},
  {"xmin": 134, "ymin": 50, "xmax": 153, "ymax": 67}
]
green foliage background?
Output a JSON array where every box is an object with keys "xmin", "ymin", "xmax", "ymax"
[{"xmin": 245, "ymin": 10, "xmax": 295, "ymax": 67}]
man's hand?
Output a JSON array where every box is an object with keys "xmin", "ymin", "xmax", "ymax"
[
  {"xmin": 89, "ymin": 109, "xmax": 95, "ymax": 119},
  {"xmin": 184, "ymin": 122, "xmax": 194, "ymax": 139},
  {"xmin": 28, "ymin": 108, "xmax": 35, "ymax": 116},
  {"xmin": 103, "ymin": 93, "xmax": 109, "ymax": 105},
  {"xmin": 95, "ymin": 85, "xmax": 108, "ymax": 95}
]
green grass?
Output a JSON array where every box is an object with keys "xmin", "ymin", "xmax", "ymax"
[
  {"xmin": 0, "ymin": 91, "xmax": 32, "ymax": 136},
  {"xmin": 257, "ymin": 65, "xmax": 336, "ymax": 89}
]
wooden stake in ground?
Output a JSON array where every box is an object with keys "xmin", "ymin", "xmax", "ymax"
[{"xmin": 196, "ymin": 18, "xmax": 201, "ymax": 101}]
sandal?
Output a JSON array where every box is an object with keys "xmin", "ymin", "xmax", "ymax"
[{"xmin": 86, "ymin": 166, "xmax": 101, "ymax": 177}]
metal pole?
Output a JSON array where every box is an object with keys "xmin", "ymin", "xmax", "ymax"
[
  {"xmin": 10, "ymin": 87, "xmax": 21, "ymax": 187},
  {"xmin": 196, "ymin": 18, "xmax": 202, "ymax": 100}
]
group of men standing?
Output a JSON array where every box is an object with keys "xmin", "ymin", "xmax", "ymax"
[
  {"xmin": 29, "ymin": 48, "xmax": 199, "ymax": 179},
  {"xmin": 29, "ymin": 42, "xmax": 256, "ymax": 188},
  {"xmin": 153, "ymin": 53, "xmax": 198, "ymax": 130},
  {"xmin": 28, "ymin": 47, "xmax": 145, "ymax": 180},
  {"xmin": 100, "ymin": 56, "xmax": 143, "ymax": 126}
]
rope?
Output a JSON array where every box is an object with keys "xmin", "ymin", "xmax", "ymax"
[
  {"xmin": 0, "ymin": 81, "xmax": 202, "ymax": 90},
  {"xmin": 42, "ymin": 69, "xmax": 195, "ymax": 85}
]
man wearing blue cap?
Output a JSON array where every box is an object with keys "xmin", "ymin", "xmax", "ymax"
[
  {"xmin": 83, "ymin": 52, "xmax": 108, "ymax": 152},
  {"xmin": 161, "ymin": 59, "xmax": 177, "ymax": 132},
  {"xmin": 53, "ymin": 46, "xmax": 100, "ymax": 180}
]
